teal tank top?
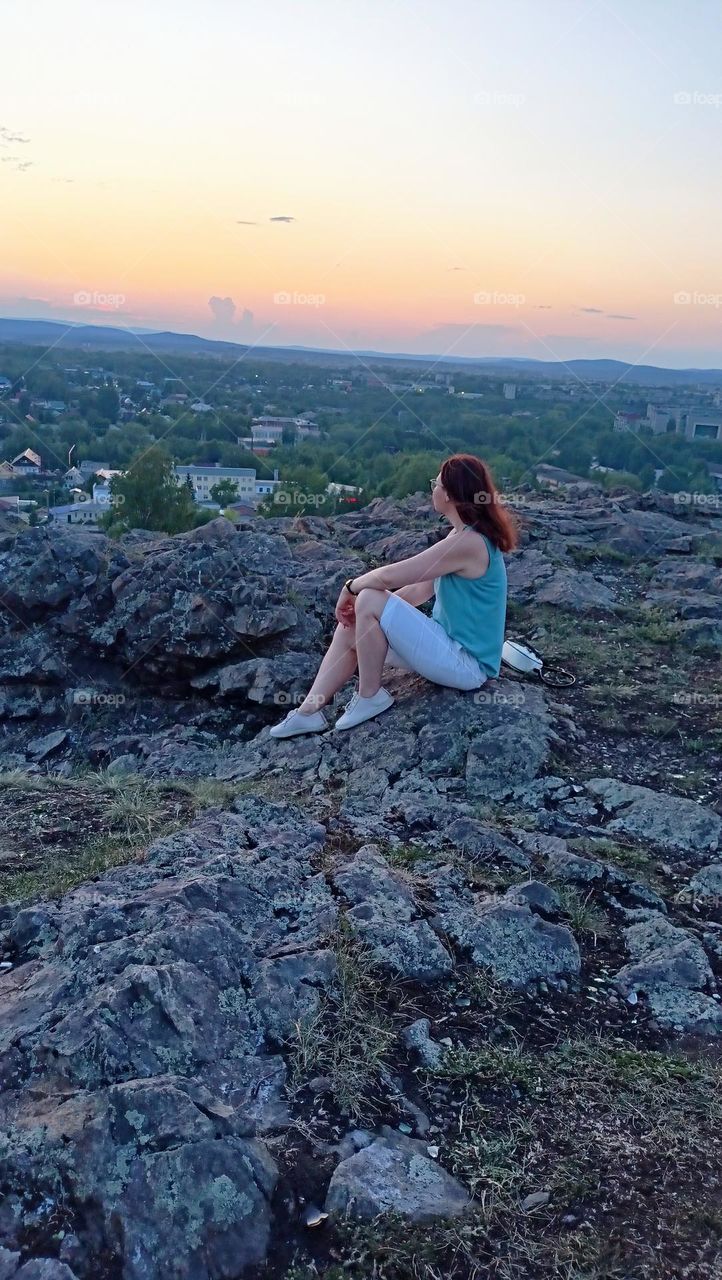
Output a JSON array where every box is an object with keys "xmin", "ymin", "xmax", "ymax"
[{"xmin": 431, "ymin": 527, "xmax": 507, "ymax": 677}]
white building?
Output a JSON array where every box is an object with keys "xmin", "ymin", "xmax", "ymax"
[
  {"xmin": 174, "ymin": 465, "xmax": 257, "ymax": 503},
  {"xmin": 684, "ymin": 412, "xmax": 722, "ymax": 442},
  {"xmin": 646, "ymin": 403, "xmax": 683, "ymax": 435},
  {"xmin": 503, "ymin": 382, "xmax": 517, "ymax": 400},
  {"xmin": 251, "ymin": 416, "xmax": 317, "ymax": 445},
  {"xmin": 173, "ymin": 464, "xmax": 282, "ymax": 505},
  {"xmin": 49, "ymin": 500, "xmax": 107, "ymax": 525}
]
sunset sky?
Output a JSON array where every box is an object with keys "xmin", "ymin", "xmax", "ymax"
[{"xmin": 2, "ymin": 0, "xmax": 720, "ymax": 367}]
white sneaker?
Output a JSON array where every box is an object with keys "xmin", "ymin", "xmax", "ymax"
[
  {"xmin": 334, "ymin": 687, "xmax": 394, "ymax": 731},
  {"xmin": 269, "ymin": 707, "xmax": 329, "ymax": 739}
]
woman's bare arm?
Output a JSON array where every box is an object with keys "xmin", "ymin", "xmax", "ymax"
[
  {"xmin": 394, "ymin": 581, "xmax": 435, "ymax": 606},
  {"xmin": 347, "ymin": 530, "xmax": 479, "ymax": 593}
]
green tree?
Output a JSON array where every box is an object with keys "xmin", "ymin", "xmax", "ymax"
[
  {"xmin": 101, "ymin": 446, "xmax": 196, "ymax": 535},
  {"xmin": 96, "ymin": 384, "xmax": 120, "ymax": 423},
  {"xmin": 210, "ymin": 478, "xmax": 240, "ymax": 506}
]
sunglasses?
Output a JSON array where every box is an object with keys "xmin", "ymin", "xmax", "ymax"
[{"xmin": 429, "ymin": 477, "xmax": 441, "ymax": 491}]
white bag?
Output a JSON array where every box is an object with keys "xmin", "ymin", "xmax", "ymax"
[{"xmin": 501, "ymin": 639, "xmax": 575, "ymax": 687}]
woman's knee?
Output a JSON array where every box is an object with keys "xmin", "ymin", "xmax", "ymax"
[{"xmin": 355, "ymin": 587, "xmax": 389, "ymax": 617}]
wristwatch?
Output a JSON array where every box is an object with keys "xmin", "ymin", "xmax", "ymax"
[{"xmin": 344, "ymin": 577, "xmax": 359, "ymax": 595}]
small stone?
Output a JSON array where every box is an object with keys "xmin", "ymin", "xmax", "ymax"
[
  {"xmin": 398, "ymin": 1122, "xmax": 413, "ymax": 1135},
  {"xmin": 521, "ymin": 1190, "xmax": 551, "ymax": 1211}
]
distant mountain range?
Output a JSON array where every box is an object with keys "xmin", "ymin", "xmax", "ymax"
[{"xmin": 1, "ymin": 316, "xmax": 721, "ymax": 388}]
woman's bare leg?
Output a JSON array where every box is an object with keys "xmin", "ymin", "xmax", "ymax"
[
  {"xmin": 297, "ymin": 622, "xmax": 359, "ymax": 713},
  {"xmin": 354, "ymin": 588, "xmax": 391, "ymax": 697}
]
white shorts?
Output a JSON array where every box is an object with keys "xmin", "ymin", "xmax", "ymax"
[{"xmin": 379, "ymin": 593, "xmax": 487, "ymax": 691}]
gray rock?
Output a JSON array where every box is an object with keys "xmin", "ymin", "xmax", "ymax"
[
  {"xmin": 115, "ymin": 1136, "xmax": 276, "ymax": 1279},
  {"xmin": 689, "ymin": 864, "xmax": 722, "ymax": 900},
  {"xmin": 614, "ymin": 914, "xmax": 722, "ymax": 1034},
  {"xmin": 520, "ymin": 1190, "xmax": 551, "ymax": 1211},
  {"xmin": 434, "ymin": 897, "xmax": 580, "ymax": 988},
  {"xmin": 14, "ymin": 1264, "xmax": 80, "ymax": 1280},
  {"xmin": 0, "ymin": 1247, "xmax": 21, "ymax": 1280},
  {"xmin": 545, "ymin": 847, "xmax": 604, "ymax": 884},
  {"xmin": 25, "ymin": 728, "xmax": 69, "ymax": 761},
  {"xmin": 333, "ymin": 846, "xmax": 453, "ymax": 981},
  {"xmin": 402, "ymin": 1019, "xmax": 444, "ymax": 1069},
  {"xmin": 534, "ymin": 569, "xmax": 616, "ymax": 611},
  {"xmin": 444, "ymin": 816, "xmax": 530, "ymax": 868},
  {"xmin": 0, "ymin": 800, "xmax": 335, "ymax": 1274},
  {"xmin": 325, "ymin": 1127, "xmax": 469, "ymax": 1222},
  {"xmin": 504, "ymin": 881, "xmax": 562, "ymax": 915},
  {"xmin": 585, "ymin": 778, "xmax": 722, "ymax": 861}
]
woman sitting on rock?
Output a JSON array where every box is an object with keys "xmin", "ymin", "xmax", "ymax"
[{"xmin": 270, "ymin": 452, "xmax": 519, "ymax": 736}]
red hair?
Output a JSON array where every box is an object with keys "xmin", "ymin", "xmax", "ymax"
[{"xmin": 439, "ymin": 453, "xmax": 519, "ymax": 552}]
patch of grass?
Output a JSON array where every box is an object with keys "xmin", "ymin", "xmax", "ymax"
[
  {"xmin": 170, "ymin": 776, "xmax": 247, "ymax": 809},
  {"xmin": 288, "ymin": 932, "xmax": 395, "ymax": 1121},
  {"xmin": 286, "ymin": 1202, "xmax": 639, "ymax": 1279},
  {"xmin": 555, "ymin": 885, "xmax": 611, "ymax": 938},
  {"xmin": 381, "ymin": 841, "xmax": 434, "ymax": 870},
  {"xmin": 1, "ymin": 833, "xmax": 153, "ymax": 903},
  {"xmin": 428, "ymin": 1041, "xmax": 539, "ymax": 1091},
  {"xmin": 567, "ymin": 835, "xmax": 665, "ymax": 893},
  {"xmin": 454, "ymin": 967, "xmax": 523, "ymax": 1018},
  {"xmin": 567, "ymin": 543, "xmax": 633, "ymax": 568},
  {"xmin": 0, "ymin": 770, "xmax": 248, "ymax": 905},
  {"xmin": 632, "ymin": 608, "xmax": 680, "ymax": 646}
]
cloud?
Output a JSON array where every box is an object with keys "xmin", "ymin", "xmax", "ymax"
[
  {"xmin": 208, "ymin": 296, "xmax": 236, "ymax": 325},
  {"xmin": 52, "ymin": 177, "xmax": 75, "ymax": 184},
  {"xmin": 606, "ymin": 313, "xmax": 636, "ymax": 320},
  {"xmin": 0, "ymin": 126, "xmax": 30, "ymax": 144},
  {"xmin": 2, "ymin": 156, "xmax": 32, "ymax": 171},
  {"xmin": 579, "ymin": 306, "xmax": 604, "ymax": 314},
  {"xmin": 270, "ymin": 215, "xmax": 295, "ymax": 222},
  {"xmin": 236, "ymin": 219, "xmax": 257, "ymax": 225},
  {"xmin": 534, "ymin": 304, "xmax": 552, "ymax": 310},
  {"xmin": 447, "ymin": 266, "xmax": 465, "ymax": 272}
]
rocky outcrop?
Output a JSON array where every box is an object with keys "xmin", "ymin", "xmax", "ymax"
[
  {"xmin": 0, "ymin": 798, "xmax": 335, "ymax": 1277},
  {"xmin": 1, "ymin": 486, "xmax": 721, "ymax": 1275}
]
